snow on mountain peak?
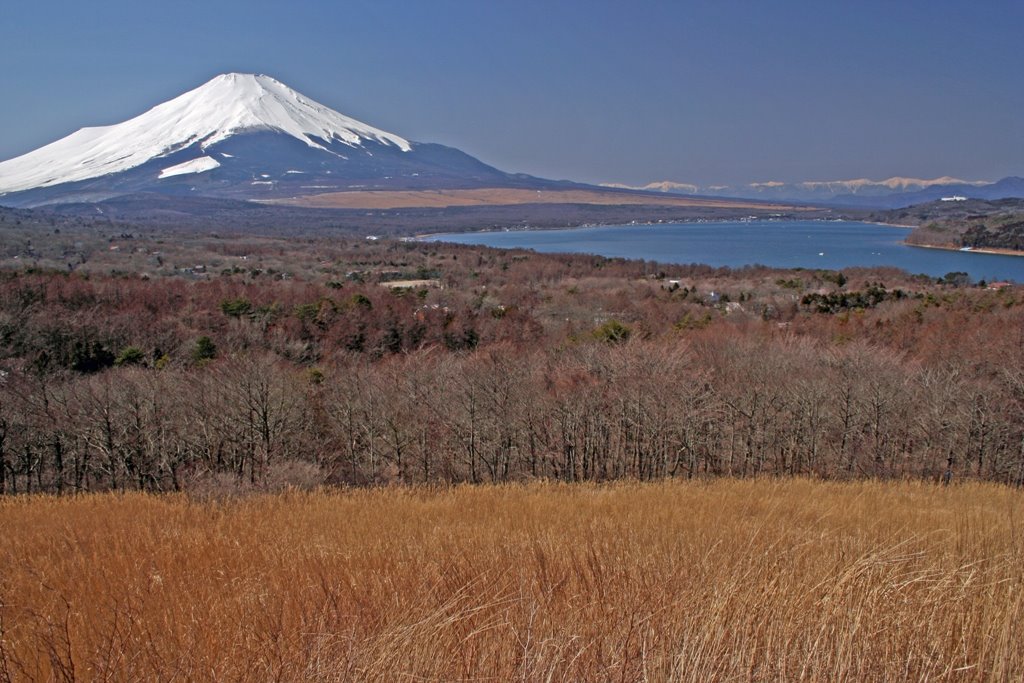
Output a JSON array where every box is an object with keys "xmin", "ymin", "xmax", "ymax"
[
  {"xmin": 180, "ymin": 73, "xmax": 411, "ymax": 152},
  {"xmin": 0, "ymin": 72, "xmax": 411, "ymax": 193}
]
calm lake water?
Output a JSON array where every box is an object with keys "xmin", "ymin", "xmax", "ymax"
[{"xmin": 429, "ymin": 220, "xmax": 1024, "ymax": 282}]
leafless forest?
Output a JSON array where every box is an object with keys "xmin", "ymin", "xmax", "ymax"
[{"xmin": 1, "ymin": 224, "xmax": 1022, "ymax": 493}]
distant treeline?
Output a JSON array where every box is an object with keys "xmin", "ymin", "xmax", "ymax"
[{"xmin": 0, "ymin": 194, "xmax": 828, "ymax": 238}]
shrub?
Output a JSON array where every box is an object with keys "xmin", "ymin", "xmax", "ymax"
[
  {"xmin": 593, "ymin": 319, "xmax": 632, "ymax": 344},
  {"xmin": 347, "ymin": 293, "xmax": 373, "ymax": 310},
  {"xmin": 114, "ymin": 346, "xmax": 146, "ymax": 367},
  {"xmin": 71, "ymin": 340, "xmax": 115, "ymax": 373},
  {"xmin": 192, "ymin": 336, "xmax": 217, "ymax": 363},
  {"xmin": 220, "ymin": 298, "xmax": 253, "ymax": 318}
]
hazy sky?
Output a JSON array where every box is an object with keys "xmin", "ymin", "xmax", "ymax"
[{"xmin": 1, "ymin": 0, "xmax": 1021, "ymax": 186}]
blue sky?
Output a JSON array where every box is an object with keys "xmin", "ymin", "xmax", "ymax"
[{"xmin": 1, "ymin": 0, "xmax": 1021, "ymax": 186}]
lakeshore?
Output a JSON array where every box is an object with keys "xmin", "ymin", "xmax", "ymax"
[
  {"xmin": 906, "ymin": 242, "xmax": 1024, "ymax": 258},
  {"xmin": 430, "ymin": 219, "xmax": 1024, "ymax": 281}
]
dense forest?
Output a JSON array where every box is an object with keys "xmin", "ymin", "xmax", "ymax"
[{"xmin": 1, "ymin": 223, "xmax": 1022, "ymax": 493}]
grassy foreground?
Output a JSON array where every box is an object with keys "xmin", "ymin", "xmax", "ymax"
[{"xmin": 1, "ymin": 480, "xmax": 1023, "ymax": 681}]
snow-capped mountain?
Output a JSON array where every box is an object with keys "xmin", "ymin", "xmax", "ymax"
[{"xmin": 0, "ymin": 73, "xmax": 545, "ymax": 207}]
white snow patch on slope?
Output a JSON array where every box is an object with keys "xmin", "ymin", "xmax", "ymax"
[
  {"xmin": 158, "ymin": 156, "xmax": 221, "ymax": 179},
  {"xmin": 0, "ymin": 73, "xmax": 411, "ymax": 193}
]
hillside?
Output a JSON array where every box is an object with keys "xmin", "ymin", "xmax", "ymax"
[{"xmin": 880, "ymin": 198, "xmax": 1024, "ymax": 253}]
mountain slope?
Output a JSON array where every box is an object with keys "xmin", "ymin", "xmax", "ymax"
[{"xmin": 0, "ymin": 73, "xmax": 551, "ymax": 207}]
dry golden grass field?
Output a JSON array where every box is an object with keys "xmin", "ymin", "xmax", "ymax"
[
  {"xmin": 266, "ymin": 187, "xmax": 807, "ymax": 211},
  {"xmin": 2, "ymin": 480, "xmax": 1023, "ymax": 681}
]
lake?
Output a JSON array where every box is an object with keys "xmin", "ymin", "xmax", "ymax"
[{"xmin": 428, "ymin": 220, "xmax": 1024, "ymax": 282}]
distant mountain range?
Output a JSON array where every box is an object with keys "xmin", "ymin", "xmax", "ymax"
[
  {"xmin": 0, "ymin": 73, "xmax": 567, "ymax": 208},
  {"xmin": 604, "ymin": 176, "xmax": 1024, "ymax": 209}
]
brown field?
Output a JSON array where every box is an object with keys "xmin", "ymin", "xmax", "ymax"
[
  {"xmin": 265, "ymin": 187, "xmax": 808, "ymax": 211},
  {"xmin": 2, "ymin": 480, "xmax": 1023, "ymax": 681}
]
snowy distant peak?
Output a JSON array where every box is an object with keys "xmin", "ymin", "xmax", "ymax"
[
  {"xmin": 603, "ymin": 180, "xmax": 700, "ymax": 194},
  {"xmin": 751, "ymin": 176, "xmax": 989, "ymax": 192},
  {"xmin": 0, "ymin": 72, "xmax": 411, "ymax": 194},
  {"xmin": 603, "ymin": 176, "xmax": 996, "ymax": 199}
]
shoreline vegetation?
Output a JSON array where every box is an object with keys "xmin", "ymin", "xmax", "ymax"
[
  {"xmin": 417, "ymin": 216, "xmax": 911, "ymax": 241},
  {"xmin": 2, "ymin": 480, "xmax": 1022, "ymax": 680},
  {"xmin": 906, "ymin": 241, "xmax": 1024, "ymax": 258},
  {"xmin": 883, "ymin": 197, "xmax": 1024, "ymax": 256}
]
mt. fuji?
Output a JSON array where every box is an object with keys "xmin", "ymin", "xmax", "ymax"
[{"xmin": 0, "ymin": 73, "xmax": 550, "ymax": 207}]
